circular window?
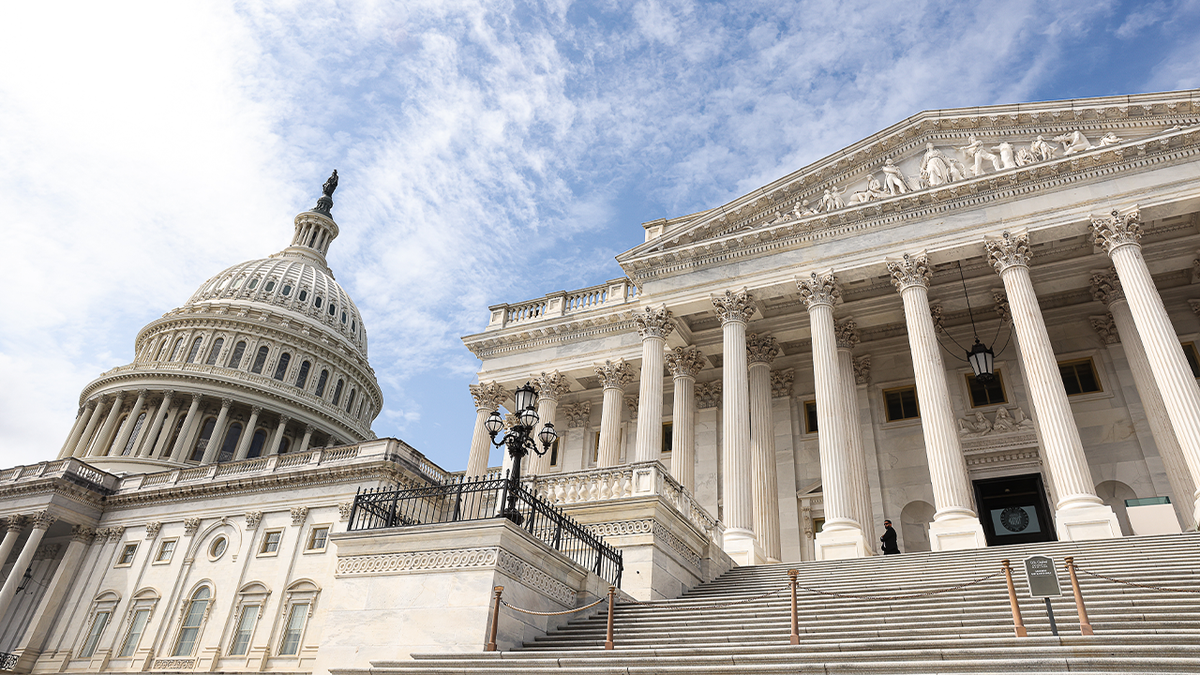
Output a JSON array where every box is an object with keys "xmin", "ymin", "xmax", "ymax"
[{"xmin": 209, "ymin": 536, "xmax": 228, "ymax": 560}]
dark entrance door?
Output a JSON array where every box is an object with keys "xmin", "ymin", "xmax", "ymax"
[{"xmin": 974, "ymin": 473, "xmax": 1057, "ymax": 546}]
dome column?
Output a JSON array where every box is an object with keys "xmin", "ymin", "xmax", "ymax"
[
  {"xmin": 234, "ymin": 406, "xmax": 263, "ymax": 461},
  {"xmin": 169, "ymin": 395, "xmax": 203, "ymax": 462},
  {"xmin": 71, "ymin": 399, "xmax": 105, "ymax": 458},
  {"xmin": 88, "ymin": 391, "xmax": 126, "ymax": 457},
  {"xmin": 151, "ymin": 399, "xmax": 184, "ymax": 459},
  {"xmin": 267, "ymin": 415, "xmax": 291, "ymax": 456},
  {"xmin": 137, "ymin": 391, "xmax": 174, "ymax": 457},
  {"xmin": 201, "ymin": 399, "xmax": 233, "ymax": 463},
  {"xmin": 111, "ymin": 390, "xmax": 148, "ymax": 456},
  {"xmin": 298, "ymin": 425, "xmax": 314, "ymax": 454},
  {"xmin": 61, "ymin": 401, "xmax": 95, "ymax": 459}
]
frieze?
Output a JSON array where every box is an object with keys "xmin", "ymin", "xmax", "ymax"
[
  {"xmin": 586, "ymin": 518, "xmax": 701, "ymax": 569},
  {"xmin": 958, "ymin": 406, "xmax": 1035, "ymax": 438}
]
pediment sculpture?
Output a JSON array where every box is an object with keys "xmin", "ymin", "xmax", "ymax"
[{"xmin": 958, "ymin": 406, "xmax": 1035, "ymax": 438}]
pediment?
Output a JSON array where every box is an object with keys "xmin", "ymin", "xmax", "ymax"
[{"xmin": 618, "ymin": 90, "xmax": 1200, "ymax": 281}]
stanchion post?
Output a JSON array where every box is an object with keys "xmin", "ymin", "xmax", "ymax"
[
  {"xmin": 604, "ymin": 585, "xmax": 616, "ymax": 650},
  {"xmin": 486, "ymin": 586, "xmax": 503, "ymax": 652},
  {"xmin": 1001, "ymin": 560, "xmax": 1027, "ymax": 637},
  {"xmin": 788, "ymin": 569, "xmax": 800, "ymax": 645},
  {"xmin": 1064, "ymin": 557, "xmax": 1093, "ymax": 636}
]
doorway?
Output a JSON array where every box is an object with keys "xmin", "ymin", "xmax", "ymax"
[{"xmin": 973, "ymin": 473, "xmax": 1057, "ymax": 546}]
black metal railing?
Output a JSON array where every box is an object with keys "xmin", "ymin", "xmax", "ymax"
[
  {"xmin": 349, "ymin": 476, "xmax": 624, "ymax": 587},
  {"xmin": 0, "ymin": 651, "xmax": 18, "ymax": 671}
]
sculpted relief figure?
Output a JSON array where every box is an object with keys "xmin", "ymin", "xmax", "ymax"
[
  {"xmin": 1031, "ymin": 135, "xmax": 1057, "ymax": 162},
  {"xmin": 850, "ymin": 175, "xmax": 886, "ymax": 204},
  {"xmin": 1053, "ymin": 130, "xmax": 1094, "ymax": 155},
  {"xmin": 992, "ymin": 141, "xmax": 1018, "ymax": 169},
  {"xmin": 957, "ymin": 135, "xmax": 1002, "ymax": 176},
  {"xmin": 882, "ymin": 158, "xmax": 910, "ymax": 195},
  {"xmin": 958, "ymin": 411, "xmax": 992, "ymax": 437},
  {"xmin": 920, "ymin": 142, "xmax": 959, "ymax": 187},
  {"xmin": 1015, "ymin": 147, "xmax": 1036, "ymax": 166},
  {"xmin": 821, "ymin": 186, "xmax": 846, "ymax": 211},
  {"xmin": 1098, "ymin": 131, "xmax": 1122, "ymax": 147},
  {"xmin": 991, "ymin": 406, "xmax": 1018, "ymax": 433}
]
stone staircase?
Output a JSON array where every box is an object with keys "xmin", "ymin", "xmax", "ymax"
[{"xmin": 344, "ymin": 533, "xmax": 1200, "ymax": 674}]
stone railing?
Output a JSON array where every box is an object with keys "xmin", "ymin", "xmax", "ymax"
[
  {"xmin": 530, "ymin": 461, "xmax": 721, "ymax": 544},
  {"xmin": 115, "ymin": 444, "xmax": 375, "ymax": 492},
  {"xmin": 0, "ymin": 458, "xmax": 120, "ymax": 494},
  {"xmin": 485, "ymin": 278, "xmax": 639, "ymax": 331}
]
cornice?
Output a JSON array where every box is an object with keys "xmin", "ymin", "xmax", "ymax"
[
  {"xmin": 464, "ymin": 312, "xmax": 639, "ymax": 360},
  {"xmin": 0, "ymin": 479, "xmax": 107, "ymax": 512}
]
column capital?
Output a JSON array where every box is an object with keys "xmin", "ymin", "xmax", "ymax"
[
  {"xmin": 1090, "ymin": 313, "xmax": 1120, "ymax": 345},
  {"xmin": 594, "ymin": 359, "xmax": 636, "ymax": 390},
  {"xmin": 746, "ymin": 333, "xmax": 780, "ymax": 364},
  {"xmin": 797, "ymin": 271, "xmax": 840, "ymax": 308},
  {"xmin": 136, "ymin": 389, "xmax": 149, "ymax": 398},
  {"xmin": 70, "ymin": 525, "xmax": 96, "ymax": 544},
  {"xmin": 5, "ymin": 516, "xmax": 27, "ymax": 533},
  {"xmin": 145, "ymin": 521, "xmax": 162, "ymax": 539},
  {"xmin": 835, "ymin": 318, "xmax": 860, "ymax": 350},
  {"xmin": 1090, "ymin": 207, "xmax": 1143, "ymax": 254},
  {"xmin": 993, "ymin": 288, "xmax": 1011, "ymax": 323},
  {"xmin": 84, "ymin": 399, "xmax": 98, "ymax": 411},
  {"xmin": 183, "ymin": 518, "xmax": 201, "ymax": 535},
  {"xmin": 711, "ymin": 289, "xmax": 755, "ymax": 324},
  {"xmin": 633, "ymin": 306, "xmax": 674, "ymax": 340},
  {"xmin": 985, "ymin": 230, "xmax": 1031, "ymax": 273},
  {"xmin": 624, "ymin": 395, "xmax": 639, "ymax": 420},
  {"xmin": 112, "ymin": 390, "xmax": 127, "ymax": 402},
  {"xmin": 561, "ymin": 401, "xmax": 591, "ymax": 428},
  {"xmin": 695, "ymin": 381, "xmax": 722, "ymax": 409},
  {"xmin": 162, "ymin": 390, "xmax": 175, "ymax": 402},
  {"xmin": 771, "ymin": 368, "xmax": 795, "ymax": 398},
  {"xmin": 1089, "ymin": 268, "xmax": 1125, "ymax": 306},
  {"xmin": 31, "ymin": 511, "xmax": 56, "ymax": 530},
  {"xmin": 250, "ymin": 405, "xmax": 263, "ymax": 415},
  {"xmin": 304, "ymin": 424, "xmax": 314, "ymax": 433},
  {"xmin": 887, "ymin": 251, "xmax": 932, "ymax": 290},
  {"xmin": 278, "ymin": 415, "xmax": 291, "ymax": 426},
  {"xmin": 531, "ymin": 371, "xmax": 571, "ymax": 402},
  {"xmin": 853, "ymin": 355, "xmax": 872, "ymax": 385},
  {"xmin": 468, "ymin": 381, "xmax": 506, "ymax": 412},
  {"xmin": 666, "ymin": 346, "xmax": 706, "ymax": 378},
  {"xmin": 219, "ymin": 398, "xmax": 234, "ymax": 409}
]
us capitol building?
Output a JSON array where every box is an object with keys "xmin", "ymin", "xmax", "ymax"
[{"xmin": 2, "ymin": 89, "xmax": 1200, "ymax": 673}]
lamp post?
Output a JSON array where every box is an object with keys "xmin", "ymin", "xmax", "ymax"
[{"xmin": 484, "ymin": 383, "xmax": 558, "ymax": 525}]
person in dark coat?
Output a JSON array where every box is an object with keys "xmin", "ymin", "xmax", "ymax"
[{"xmin": 880, "ymin": 520, "xmax": 901, "ymax": 555}]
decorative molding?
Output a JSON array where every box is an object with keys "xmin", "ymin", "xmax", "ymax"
[
  {"xmin": 665, "ymin": 346, "xmax": 706, "ymax": 378},
  {"xmin": 338, "ymin": 502, "xmax": 352, "ymax": 522},
  {"xmin": 154, "ymin": 659, "xmax": 195, "ymax": 670},
  {"xmin": 711, "ymin": 289, "xmax": 755, "ymax": 324},
  {"xmin": 887, "ymin": 251, "xmax": 932, "ymax": 290},
  {"xmin": 993, "ymin": 289, "xmax": 1011, "ymax": 323},
  {"xmin": 245, "ymin": 511, "xmax": 263, "ymax": 531},
  {"xmin": 797, "ymin": 271, "xmax": 840, "ymax": 308},
  {"xmin": 1090, "ymin": 207, "xmax": 1143, "ymax": 253},
  {"xmin": 853, "ymin": 355, "xmax": 872, "ymax": 385},
  {"xmin": 71, "ymin": 525, "xmax": 96, "ymax": 544},
  {"xmin": 771, "ymin": 369, "xmax": 795, "ymax": 398},
  {"xmin": 633, "ymin": 306, "xmax": 674, "ymax": 340},
  {"xmin": 469, "ymin": 381, "xmax": 506, "ymax": 412},
  {"xmin": 290, "ymin": 507, "xmax": 309, "ymax": 526},
  {"xmin": 985, "ymin": 230, "xmax": 1031, "ymax": 272},
  {"xmin": 31, "ymin": 511, "xmax": 56, "ymax": 530},
  {"xmin": 183, "ymin": 518, "xmax": 201, "ymax": 535},
  {"xmin": 1091, "ymin": 314, "xmax": 1120, "ymax": 344},
  {"xmin": 695, "ymin": 381, "xmax": 722, "ymax": 409},
  {"xmin": 623, "ymin": 395, "xmax": 639, "ymax": 420},
  {"xmin": 5, "ymin": 516, "xmax": 27, "ymax": 533},
  {"xmin": 495, "ymin": 548, "xmax": 576, "ymax": 605},
  {"xmin": 957, "ymin": 406, "xmax": 1036, "ymax": 438},
  {"xmin": 746, "ymin": 334, "xmax": 780, "ymax": 365},
  {"xmin": 594, "ymin": 359, "xmax": 636, "ymax": 390},
  {"xmin": 107, "ymin": 526, "xmax": 125, "ymax": 542},
  {"xmin": 145, "ymin": 521, "xmax": 162, "ymax": 539},
  {"xmin": 586, "ymin": 519, "xmax": 701, "ymax": 569}
]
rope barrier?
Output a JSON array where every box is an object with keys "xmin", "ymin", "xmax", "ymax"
[
  {"xmin": 791, "ymin": 571, "xmax": 1003, "ymax": 601},
  {"xmin": 1078, "ymin": 567, "xmax": 1200, "ymax": 594},
  {"xmin": 500, "ymin": 595, "xmax": 608, "ymax": 616},
  {"xmin": 620, "ymin": 587, "xmax": 786, "ymax": 609}
]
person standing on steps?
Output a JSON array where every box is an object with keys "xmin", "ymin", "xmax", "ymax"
[{"xmin": 881, "ymin": 520, "xmax": 901, "ymax": 555}]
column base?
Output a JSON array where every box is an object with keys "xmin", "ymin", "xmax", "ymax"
[
  {"xmin": 814, "ymin": 527, "xmax": 869, "ymax": 560},
  {"xmin": 928, "ymin": 515, "xmax": 987, "ymax": 551},
  {"xmin": 1055, "ymin": 503, "xmax": 1121, "ymax": 541},
  {"xmin": 722, "ymin": 528, "xmax": 768, "ymax": 566}
]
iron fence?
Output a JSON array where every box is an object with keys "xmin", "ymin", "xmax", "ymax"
[{"xmin": 349, "ymin": 476, "xmax": 623, "ymax": 587}]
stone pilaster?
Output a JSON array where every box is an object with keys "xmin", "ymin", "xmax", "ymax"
[
  {"xmin": 797, "ymin": 272, "xmax": 867, "ymax": 559},
  {"xmin": 665, "ymin": 346, "xmax": 704, "ymax": 492},
  {"xmin": 747, "ymin": 333, "xmax": 782, "ymax": 562},
  {"xmin": 1092, "ymin": 208, "xmax": 1200, "ymax": 528},
  {"xmin": 711, "ymin": 289, "xmax": 761, "ymax": 564},
  {"xmin": 986, "ymin": 230, "xmax": 1119, "ymax": 540},
  {"xmin": 467, "ymin": 381, "xmax": 506, "ymax": 478},
  {"xmin": 595, "ymin": 360, "xmax": 636, "ymax": 468},
  {"xmin": 530, "ymin": 371, "xmax": 571, "ymax": 475},
  {"xmin": 887, "ymin": 253, "xmax": 985, "ymax": 550},
  {"xmin": 633, "ymin": 307, "xmax": 674, "ymax": 464},
  {"xmin": 834, "ymin": 318, "xmax": 876, "ymax": 550}
]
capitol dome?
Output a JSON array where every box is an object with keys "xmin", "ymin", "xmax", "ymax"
[{"xmin": 56, "ymin": 173, "xmax": 383, "ymax": 474}]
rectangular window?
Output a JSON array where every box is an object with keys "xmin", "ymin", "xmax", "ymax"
[
  {"xmin": 966, "ymin": 370, "xmax": 1007, "ymax": 407},
  {"xmin": 117, "ymin": 543, "xmax": 138, "ymax": 566},
  {"xmin": 119, "ymin": 609, "xmax": 150, "ymax": 657},
  {"xmin": 229, "ymin": 605, "xmax": 259, "ymax": 656},
  {"xmin": 592, "ymin": 431, "xmax": 600, "ymax": 463},
  {"xmin": 1183, "ymin": 342, "xmax": 1200, "ymax": 378},
  {"xmin": 1059, "ymin": 358, "xmax": 1102, "ymax": 396},
  {"xmin": 884, "ymin": 386, "xmax": 920, "ymax": 421},
  {"xmin": 307, "ymin": 527, "xmax": 329, "ymax": 552},
  {"xmin": 661, "ymin": 422, "xmax": 673, "ymax": 454},
  {"xmin": 804, "ymin": 400, "xmax": 818, "ymax": 434},
  {"xmin": 155, "ymin": 539, "xmax": 177, "ymax": 563},
  {"xmin": 259, "ymin": 530, "xmax": 283, "ymax": 555},
  {"xmin": 80, "ymin": 611, "xmax": 110, "ymax": 658},
  {"xmin": 549, "ymin": 439, "xmax": 559, "ymax": 467},
  {"xmin": 279, "ymin": 604, "xmax": 309, "ymax": 655}
]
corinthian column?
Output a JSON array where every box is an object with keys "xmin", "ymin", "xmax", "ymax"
[
  {"xmin": 201, "ymin": 398, "xmax": 233, "ymax": 464},
  {"xmin": 986, "ymin": 230, "xmax": 1119, "ymax": 539},
  {"xmin": 169, "ymin": 394, "xmax": 203, "ymax": 462},
  {"xmin": 72, "ymin": 399, "xmax": 106, "ymax": 458},
  {"xmin": 1092, "ymin": 209, "xmax": 1200, "ymax": 528},
  {"xmin": 711, "ymin": 289, "xmax": 762, "ymax": 564},
  {"xmin": 234, "ymin": 406, "xmax": 263, "ymax": 461},
  {"xmin": 886, "ymin": 254, "xmax": 986, "ymax": 550},
  {"xmin": 88, "ymin": 391, "xmax": 126, "ymax": 456},
  {"xmin": 110, "ymin": 389, "xmax": 148, "ymax": 456},
  {"xmin": 0, "ymin": 517, "xmax": 26, "ymax": 572},
  {"xmin": 65, "ymin": 401, "xmax": 99, "ymax": 459},
  {"xmin": 136, "ymin": 391, "xmax": 174, "ymax": 457},
  {"xmin": 595, "ymin": 360, "xmax": 636, "ymax": 468},
  {"xmin": 666, "ymin": 346, "xmax": 705, "ymax": 492},
  {"xmin": 797, "ymin": 273, "xmax": 867, "ymax": 559},
  {"xmin": 58, "ymin": 404, "xmax": 90, "ymax": 459},
  {"xmin": 634, "ymin": 306, "xmax": 674, "ymax": 463},
  {"xmin": 529, "ymin": 372, "xmax": 570, "ymax": 475},
  {"xmin": 466, "ymin": 381, "xmax": 506, "ymax": 478},
  {"xmin": 747, "ymin": 333, "xmax": 782, "ymax": 562},
  {"xmin": 1091, "ymin": 269, "xmax": 1196, "ymax": 528},
  {"xmin": 0, "ymin": 511, "xmax": 56, "ymax": 620},
  {"xmin": 834, "ymin": 319, "xmax": 876, "ymax": 546}
]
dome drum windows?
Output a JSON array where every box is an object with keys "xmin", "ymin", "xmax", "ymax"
[
  {"xmin": 251, "ymin": 346, "xmax": 270, "ymax": 374},
  {"xmin": 217, "ymin": 423, "xmax": 243, "ymax": 463},
  {"xmin": 298, "ymin": 289, "xmax": 308, "ymax": 302},
  {"xmin": 186, "ymin": 337, "xmax": 204, "ymax": 364},
  {"xmin": 264, "ymin": 280, "xmax": 276, "ymax": 293},
  {"xmin": 171, "ymin": 338, "xmax": 185, "ymax": 361},
  {"xmin": 345, "ymin": 389, "xmax": 356, "ymax": 413},
  {"xmin": 247, "ymin": 278, "xmax": 259, "ymax": 290},
  {"xmin": 282, "ymin": 284, "xmax": 293, "ymax": 297},
  {"xmin": 314, "ymin": 296, "xmax": 323, "ymax": 309},
  {"xmin": 228, "ymin": 341, "xmax": 247, "ymax": 369},
  {"xmin": 332, "ymin": 379, "xmax": 344, "ymax": 406},
  {"xmin": 295, "ymin": 361, "xmax": 311, "ymax": 389},
  {"xmin": 315, "ymin": 370, "xmax": 328, "ymax": 397},
  {"xmin": 205, "ymin": 338, "xmax": 225, "ymax": 366},
  {"xmin": 273, "ymin": 353, "xmax": 292, "ymax": 381}
]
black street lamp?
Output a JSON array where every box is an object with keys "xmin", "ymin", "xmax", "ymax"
[{"xmin": 485, "ymin": 383, "xmax": 558, "ymax": 525}]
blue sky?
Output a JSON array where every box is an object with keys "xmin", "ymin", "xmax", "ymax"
[{"xmin": 1, "ymin": 0, "xmax": 1198, "ymax": 472}]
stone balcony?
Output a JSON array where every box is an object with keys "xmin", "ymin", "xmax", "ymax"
[{"xmin": 485, "ymin": 278, "xmax": 640, "ymax": 331}]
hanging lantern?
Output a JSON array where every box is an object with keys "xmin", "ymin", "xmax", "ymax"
[{"xmin": 967, "ymin": 338, "xmax": 996, "ymax": 383}]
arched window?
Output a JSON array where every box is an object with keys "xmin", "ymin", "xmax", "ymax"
[
  {"xmin": 122, "ymin": 413, "xmax": 146, "ymax": 455},
  {"xmin": 273, "ymin": 352, "xmax": 291, "ymax": 381},
  {"xmin": 217, "ymin": 422, "xmax": 242, "ymax": 463},
  {"xmin": 164, "ymin": 416, "xmax": 187, "ymax": 455},
  {"xmin": 190, "ymin": 418, "xmax": 216, "ymax": 462},
  {"xmin": 314, "ymin": 295, "xmax": 323, "ymax": 309},
  {"xmin": 356, "ymin": 398, "xmax": 365, "ymax": 419},
  {"xmin": 251, "ymin": 346, "xmax": 270, "ymax": 374},
  {"xmin": 278, "ymin": 437, "xmax": 291, "ymax": 455},
  {"xmin": 172, "ymin": 587, "xmax": 211, "ymax": 656},
  {"xmin": 205, "ymin": 338, "xmax": 224, "ymax": 366},
  {"xmin": 332, "ymin": 379, "xmax": 344, "ymax": 406},
  {"xmin": 170, "ymin": 338, "xmax": 185, "ymax": 361},
  {"xmin": 295, "ymin": 361, "xmax": 311, "ymax": 389},
  {"xmin": 157, "ymin": 340, "xmax": 171, "ymax": 361},
  {"xmin": 247, "ymin": 429, "xmax": 268, "ymax": 459},
  {"xmin": 328, "ymin": 303, "xmax": 337, "ymax": 317},
  {"xmin": 345, "ymin": 389, "xmax": 356, "ymax": 413},
  {"xmin": 247, "ymin": 278, "xmax": 258, "ymax": 290},
  {"xmin": 185, "ymin": 337, "xmax": 204, "ymax": 363},
  {"xmin": 227, "ymin": 341, "xmax": 246, "ymax": 369},
  {"xmin": 315, "ymin": 370, "xmax": 328, "ymax": 397}
]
